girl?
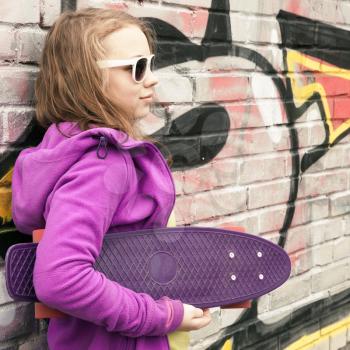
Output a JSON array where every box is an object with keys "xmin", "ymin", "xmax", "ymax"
[{"xmin": 11, "ymin": 7, "xmax": 211, "ymax": 350}]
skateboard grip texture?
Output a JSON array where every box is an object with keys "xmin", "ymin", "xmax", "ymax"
[
  {"xmin": 5, "ymin": 226, "xmax": 291, "ymax": 316},
  {"xmin": 218, "ymin": 225, "xmax": 252, "ymax": 309}
]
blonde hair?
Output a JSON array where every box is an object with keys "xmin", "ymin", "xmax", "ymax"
[{"xmin": 34, "ymin": 7, "xmax": 156, "ymax": 139}]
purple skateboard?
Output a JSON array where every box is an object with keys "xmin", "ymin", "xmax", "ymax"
[{"xmin": 5, "ymin": 226, "xmax": 291, "ymax": 308}]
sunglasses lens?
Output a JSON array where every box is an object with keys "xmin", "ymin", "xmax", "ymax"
[{"xmin": 135, "ymin": 57, "xmax": 148, "ymax": 82}]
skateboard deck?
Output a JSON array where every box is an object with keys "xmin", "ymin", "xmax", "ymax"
[{"xmin": 5, "ymin": 226, "xmax": 291, "ymax": 309}]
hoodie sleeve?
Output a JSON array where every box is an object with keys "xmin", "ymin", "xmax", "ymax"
[{"xmin": 33, "ymin": 147, "xmax": 184, "ymax": 337}]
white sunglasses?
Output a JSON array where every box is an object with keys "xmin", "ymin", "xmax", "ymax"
[{"xmin": 97, "ymin": 54, "xmax": 155, "ymax": 83}]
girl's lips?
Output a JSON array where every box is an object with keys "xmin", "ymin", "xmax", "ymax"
[
  {"xmin": 140, "ymin": 96, "xmax": 153, "ymax": 102},
  {"xmin": 140, "ymin": 93, "xmax": 153, "ymax": 99}
]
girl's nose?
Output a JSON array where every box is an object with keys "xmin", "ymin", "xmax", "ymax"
[{"xmin": 144, "ymin": 68, "xmax": 159, "ymax": 87}]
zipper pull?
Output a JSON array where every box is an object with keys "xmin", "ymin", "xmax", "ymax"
[{"xmin": 96, "ymin": 136, "xmax": 108, "ymax": 159}]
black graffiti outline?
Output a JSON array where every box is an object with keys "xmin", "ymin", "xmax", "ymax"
[
  {"xmin": 278, "ymin": 10, "xmax": 350, "ymax": 170},
  {"xmin": 142, "ymin": 6, "xmax": 298, "ymax": 247}
]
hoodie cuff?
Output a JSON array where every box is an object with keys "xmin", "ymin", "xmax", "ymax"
[{"xmin": 162, "ymin": 297, "xmax": 184, "ymax": 334}]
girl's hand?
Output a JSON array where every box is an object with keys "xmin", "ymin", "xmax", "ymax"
[{"xmin": 176, "ymin": 304, "xmax": 212, "ymax": 331}]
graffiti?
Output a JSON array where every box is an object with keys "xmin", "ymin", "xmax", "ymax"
[
  {"xmin": 146, "ymin": 3, "xmax": 350, "ymax": 350},
  {"xmin": 0, "ymin": 119, "xmax": 45, "ymax": 257},
  {"xmin": 143, "ymin": 5, "xmax": 296, "ymax": 246},
  {"xmin": 278, "ymin": 10, "xmax": 350, "ymax": 171},
  {"xmin": 147, "ymin": 6, "xmax": 350, "ymax": 243},
  {"xmin": 155, "ymin": 103, "xmax": 230, "ymax": 170},
  {"xmin": 212, "ymin": 288, "xmax": 350, "ymax": 350},
  {"xmin": 1, "ymin": 0, "xmax": 350, "ymax": 349},
  {"xmin": 61, "ymin": 0, "xmax": 76, "ymax": 12}
]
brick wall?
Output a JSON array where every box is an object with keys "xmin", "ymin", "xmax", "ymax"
[{"xmin": 1, "ymin": 0, "xmax": 350, "ymax": 349}]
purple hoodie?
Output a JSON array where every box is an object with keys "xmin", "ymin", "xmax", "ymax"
[{"xmin": 11, "ymin": 121, "xmax": 184, "ymax": 350}]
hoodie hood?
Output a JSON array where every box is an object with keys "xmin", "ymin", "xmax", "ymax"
[{"xmin": 11, "ymin": 121, "xmax": 171, "ymax": 234}]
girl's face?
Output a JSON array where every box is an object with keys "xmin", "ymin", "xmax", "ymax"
[{"xmin": 101, "ymin": 25, "xmax": 159, "ymax": 120}]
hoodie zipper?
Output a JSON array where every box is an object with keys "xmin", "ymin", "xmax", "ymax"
[{"xmin": 96, "ymin": 136, "xmax": 108, "ymax": 159}]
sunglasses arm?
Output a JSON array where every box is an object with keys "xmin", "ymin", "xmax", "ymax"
[
  {"xmin": 96, "ymin": 54, "xmax": 154, "ymax": 69},
  {"xmin": 96, "ymin": 59, "xmax": 137, "ymax": 69}
]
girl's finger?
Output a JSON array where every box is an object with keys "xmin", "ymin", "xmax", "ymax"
[
  {"xmin": 202, "ymin": 308, "xmax": 210, "ymax": 315},
  {"xmin": 192, "ymin": 316, "xmax": 210, "ymax": 330},
  {"xmin": 194, "ymin": 307, "xmax": 204, "ymax": 318}
]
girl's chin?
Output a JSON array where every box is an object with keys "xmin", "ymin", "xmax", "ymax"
[{"xmin": 134, "ymin": 107, "xmax": 151, "ymax": 119}]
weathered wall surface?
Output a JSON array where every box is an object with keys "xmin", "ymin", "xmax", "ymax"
[{"xmin": 1, "ymin": 0, "xmax": 350, "ymax": 349}]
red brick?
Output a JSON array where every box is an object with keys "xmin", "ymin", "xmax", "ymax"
[
  {"xmin": 17, "ymin": 27, "xmax": 46, "ymax": 63},
  {"xmin": 183, "ymin": 159, "xmax": 239, "ymax": 194},
  {"xmin": 174, "ymin": 195, "xmax": 195, "ymax": 225},
  {"xmin": 0, "ymin": 67, "xmax": 38, "ymax": 105},
  {"xmin": 0, "ymin": 25, "xmax": 16, "ymax": 61},
  {"xmin": 195, "ymin": 75, "xmax": 251, "ymax": 102},
  {"xmin": 291, "ymin": 197, "xmax": 329, "ymax": 227},
  {"xmin": 172, "ymin": 171, "xmax": 184, "ymax": 195},
  {"xmin": 193, "ymin": 187, "xmax": 247, "ymax": 221},
  {"xmin": 248, "ymin": 179, "xmax": 290, "ymax": 209},
  {"xmin": 218, "ymin": 128, "xmax": 290, "ymax": 158},
  {"xmin": 298, "ymin": 171, "xmax": 348, "ymax": 198},
  {"xmin": 239, "ymin": 153, "xmax": 287, "ymax": 184},
  {"xmin": 125, "ymin": 3, "xmax": 193, "ymax": 38},
  {"xmin": 224, "ymin": 102, "xmax": 264, "ymax": 129},
  {"xmin": 258, "ymin": 204, "xmax": 287, "ymax": 233}
]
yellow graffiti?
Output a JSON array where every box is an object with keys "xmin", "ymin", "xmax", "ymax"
[
  {"xmin": 218, "ymin": 314, "xmax": 350, "ymax": 350},
  {"xmin": 287, "ymin": 50, "xmax": 350, "ymax": 144},
  {"xmin": 0, "ymin": 167, "xmax": 13, "ymax": 226},
  {"xmin": 284, "ymin": 314, "xmax": 350, "ymax": 350},
  {"xmin": 221, "ymin": 338, "xmax": 233, "ymax": 350}
]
